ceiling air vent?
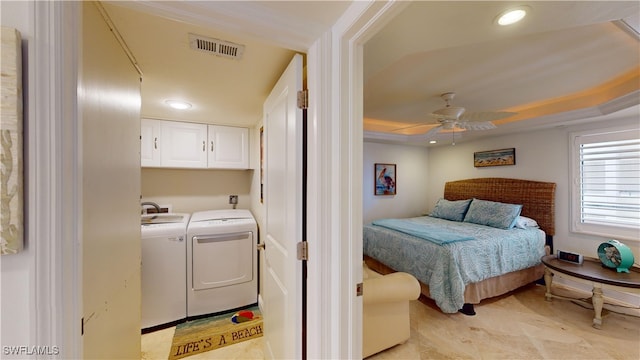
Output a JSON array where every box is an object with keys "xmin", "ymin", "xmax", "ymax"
[{"xmin": 188, "ymin": 33, "xmax": 245, "ymax": 60}]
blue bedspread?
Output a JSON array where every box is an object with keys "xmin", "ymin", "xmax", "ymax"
[
  {"xmin": 364, "ymin": 216, "xmax": 545, "ymax": 313},
  {"xmin": 372, "ymin": 218, "xmax": 474, "ymax": 244}
]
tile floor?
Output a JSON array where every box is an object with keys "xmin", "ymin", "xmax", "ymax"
[{"xmin": 141, "ymin": 284, "xmax": 639, "ymax": 359}]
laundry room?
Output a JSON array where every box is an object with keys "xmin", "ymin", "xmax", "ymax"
[{"xmin": 97, "ymin": 1, "xmax": 297, "ymax": 356}]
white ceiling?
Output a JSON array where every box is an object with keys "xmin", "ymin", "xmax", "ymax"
[
  {"xmin": 102, "ymin": 1, "xmax": 640, "ymax": 145},
  {"xmin": 363, "ymin": 1, "xmax": 640, "ymax": 145}
]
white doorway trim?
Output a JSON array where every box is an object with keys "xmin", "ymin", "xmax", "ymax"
[
  {"xmin": 306, "ymin": 1, "xmax": 408, "ymax": 358},
  {"xmin": 32, "ymin": 1, "xmax": 82, "ymax": 357}
]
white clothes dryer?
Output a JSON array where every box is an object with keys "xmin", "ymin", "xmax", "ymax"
[
  {"xmin": 186, "ymin": 209, "xmax": 258, "ymax": 317},
  {"xmin": 141, "ymin": 213, "xmax": 190, "ymax": 331}
]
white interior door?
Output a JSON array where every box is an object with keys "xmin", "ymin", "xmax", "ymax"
[
  {"xmin": 81, "ymin": 2, "xmax": 142, "ymax": 358},
  {"xmin": 262, "ymin": 54, "xmax": 304, "ymax": 360}
]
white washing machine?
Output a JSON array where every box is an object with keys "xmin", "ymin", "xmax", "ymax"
[
  {"xmin": 186, "ymin": 209, "xmax": 258, "ymax": 318},
  {"xmin": 141, "ymin": 213, "xmax": 190, "ymax": 331}
]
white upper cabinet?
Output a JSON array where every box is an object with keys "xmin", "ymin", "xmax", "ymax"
[
  {"xmin": 140, "ymin": 119, "xmax": 249, "ymax": 169},
  {"xmin": 160, "ymin": 121, "xmax": 208, "ymax": 168},
  {"xmin": 208, "ymin": 125, "xmax": 249, "ymax": 169},
  {"xmin": 140, "ymin": 118, "xmax": 161, "ymax": 167}
]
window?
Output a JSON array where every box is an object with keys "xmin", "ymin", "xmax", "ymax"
[{"xmin": 571, "ymin": 126, "xmax": 640, "ymax": 241}]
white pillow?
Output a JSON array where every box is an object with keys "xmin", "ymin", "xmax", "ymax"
[{"xmin": 514, "ymin": 216, "xmax": 539, "ymax": 229}]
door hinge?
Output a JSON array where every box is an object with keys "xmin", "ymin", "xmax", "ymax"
[
  {"xmin": 297, "ymin": 89, "xmax": 308, "ymax": 110},
  {"xmin": 356, "ymin": 282, "xmax": 363, "ymax": 297},
  {"xmin": 297, "ymin": 241, "xmax": 308, "ymax": 261}
]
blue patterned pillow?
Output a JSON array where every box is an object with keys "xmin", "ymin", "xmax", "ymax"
[
  {"xmin": 429, "ymin": 198, "xmax": 472, "ymax": 222},
  {"xmin": 463, "ymin": 199, "xmax": 522, "ymax": 229}
]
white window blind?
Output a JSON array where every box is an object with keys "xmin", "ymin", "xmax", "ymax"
[
  {"xmin": 571, "ymin": 127, "xmax": 640, "ymax": 240},
  {"xmin": 580, "ymin": 138, "xmax": 640, "ymax": 226}
]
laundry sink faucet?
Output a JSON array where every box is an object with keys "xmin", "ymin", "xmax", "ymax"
[{"xmin": 141, "ymin": 201, "xmax": 161, "ymax": 214}]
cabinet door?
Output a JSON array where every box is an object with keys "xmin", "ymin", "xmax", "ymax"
[
  {"xmin": 140, "ymin": 118, "xmax": 161, "ymax": 167},
  {"xmin": 161, "ymin": 121, "xmax": 208, "ymax": 168},
  {"xmin": 208, "ymin": 125, "xmax": 249, "ymax": 169}
]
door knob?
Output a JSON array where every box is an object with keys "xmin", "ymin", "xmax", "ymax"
[{"xmin": 257, "ymin": 243, "xmax": 265, "ymax": 251}]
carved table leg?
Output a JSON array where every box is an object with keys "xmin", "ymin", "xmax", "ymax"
[
  {"xmin": 592, "ymin": 285, "xmax": 603, "ymax": 329},
  {"xmin": 544, "ymin": 267, "xmax": 553, "ymax": 301}
]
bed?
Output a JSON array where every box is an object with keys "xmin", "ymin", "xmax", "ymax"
[{"xmin": 363, "ymin": 177, "xmax": 556, "ymax": 315}]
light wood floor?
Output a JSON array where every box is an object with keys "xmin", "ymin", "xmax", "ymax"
[{"xmin": 142, "ymin": 284, "xmax": 639, "ymax": 359}]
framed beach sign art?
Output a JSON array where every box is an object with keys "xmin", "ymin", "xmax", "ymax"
[
  {"xmin": 474, "ymin": 148, "xmax": 516, "ymax": 167},
  {"xmin": 375, "ymin": 163, "xmax": 396, "ymax": 195}
]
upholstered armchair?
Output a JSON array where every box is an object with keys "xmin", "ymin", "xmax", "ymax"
[{"xmin": 362, "ymin": 263, "xmax": 421, "ymax": 358}]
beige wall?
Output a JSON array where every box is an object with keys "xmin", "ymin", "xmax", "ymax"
[
  {"xmin": 141, "ymin": 168, "xmax": 254, "ymax": 213},
  {"xmin": 81, "ymin": 2, "xmax": 142, "ymax": 358},
  {"xmin": 363, "ymin": 142, "xmax": 430, "ymax": 223}
]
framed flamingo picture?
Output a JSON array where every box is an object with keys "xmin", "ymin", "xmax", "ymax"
[{"xmin": 374, "ymin": 163, "xmax": 396, "ymax": 195}]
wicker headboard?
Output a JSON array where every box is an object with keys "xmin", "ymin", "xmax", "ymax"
[{"xmin": 444, "ymin": 178, "xmax": 556, "ymax": 236}]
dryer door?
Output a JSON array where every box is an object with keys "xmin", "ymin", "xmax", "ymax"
[{"xmin": 191, "ymin": 231, "xmax": 254, "ymax": 290}]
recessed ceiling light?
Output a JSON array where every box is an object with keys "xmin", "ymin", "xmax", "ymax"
[
  {"xmin": 496, "ymin": 6, "xmax": 529, "ymax": 26},
  {"xmin": 429, "ymin": 140, "xmax": 437, "ymax": 144},
  {"xmin": 165, "ymin": 100, "xmax": 192, "ymax": 110}
]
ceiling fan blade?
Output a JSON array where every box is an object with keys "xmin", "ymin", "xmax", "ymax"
[
  {"xmin": 424, "ymin": 124, "xmax": 444, "ymax": 138},
  {"xmin": 457, "ymin": 121, "xmax": 496, "ymax": 131},
  {"xmin": 459, "ymin": 111, "xmax": 516, "ymax": 122}
]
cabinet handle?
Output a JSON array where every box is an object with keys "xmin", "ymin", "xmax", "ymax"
[
  {"xmin": 202, "ymin": 141, "xmax": 205, "ymax": 152},
  {"xmin": 210, "ymin": 141, "xmax": 214, "ymax": 152},
  {"xmin": 154, "ymin": 137, "xmax": 157, "ymax": 149}
]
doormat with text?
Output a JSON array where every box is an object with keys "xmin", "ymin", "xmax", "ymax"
[{"xmin": 168, "ymin": 306, "xmax": 263, "ymax": 360}]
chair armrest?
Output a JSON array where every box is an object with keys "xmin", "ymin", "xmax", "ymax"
[{"xmin": 363, "ymin": 272, "xmax": 420, "ymax": 305}]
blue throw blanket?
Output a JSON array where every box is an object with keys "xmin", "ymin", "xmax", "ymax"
[{"xmin": 372, "ymin": 218, "xmax": 474, "ymax": 245}]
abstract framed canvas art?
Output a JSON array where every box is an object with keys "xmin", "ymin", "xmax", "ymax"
[{"xmin": 1, "ymin": 27, "xmax": 24, "ymax": 255}]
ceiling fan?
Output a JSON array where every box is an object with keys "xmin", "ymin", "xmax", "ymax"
[{"xmin": 425, "ymin": 92, "xmax": 516, "ymax": 140}]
